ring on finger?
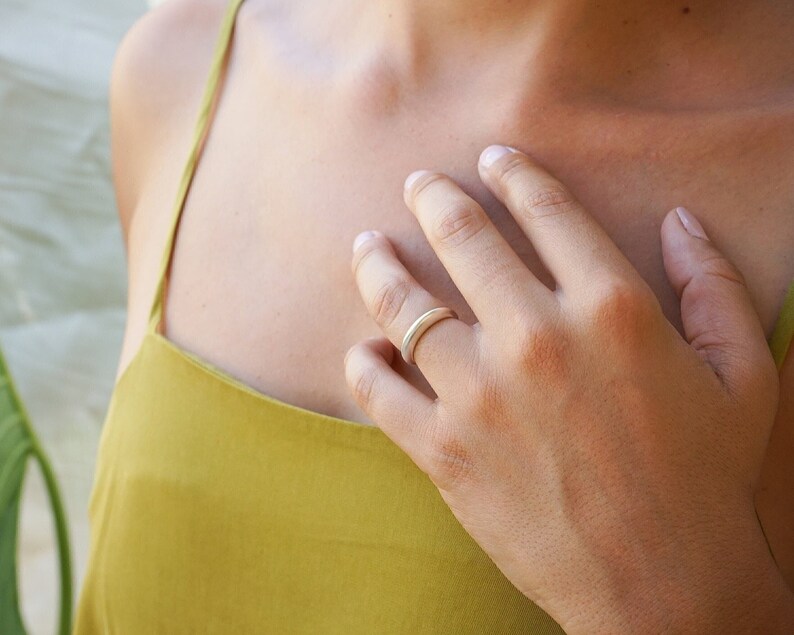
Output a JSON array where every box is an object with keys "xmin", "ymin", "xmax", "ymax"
[{"xmin": 401, "ymin": 307, "xmax": 459, "ymax": 365}]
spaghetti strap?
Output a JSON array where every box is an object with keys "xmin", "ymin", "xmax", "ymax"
[
  {"xmin": 146, "ymin": 0, "xmax": 247, "ymax": 335},
  {"xmin": 770, "ymin": 279, "xmax": 794, "ymax": 370}
]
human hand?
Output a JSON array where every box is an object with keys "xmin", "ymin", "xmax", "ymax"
[{"xmin": 344, "ymin": 146, "xmax": 794, "ymax": 633}]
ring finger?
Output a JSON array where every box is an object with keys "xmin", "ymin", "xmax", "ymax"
[{"xmin": 351, "ymin": 230, "xmax": 477, "ymax": 395}]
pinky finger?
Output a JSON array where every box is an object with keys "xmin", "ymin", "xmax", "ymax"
[{"xmin": 344, "ymin": 336, "xmax": 440, "ymax": 469}]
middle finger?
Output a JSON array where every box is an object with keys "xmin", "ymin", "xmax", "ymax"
[{"xmin": 403, "ymin": 170, "xmax": 555, "ymax": 332}]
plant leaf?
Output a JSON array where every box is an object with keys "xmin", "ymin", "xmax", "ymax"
[{"xmin": 0, "ymin": 346, "xmax": 72, "ymax": 635}]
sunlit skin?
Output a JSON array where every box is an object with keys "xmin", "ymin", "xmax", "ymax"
[
  {"xmin": 112, "ymin": 0, "xmax": 793, "ymax": 627},
  {"xmin": 345, "ymin": 145, "xmax": 793, "ymax": 632}
]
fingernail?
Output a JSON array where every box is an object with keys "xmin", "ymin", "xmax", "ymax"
[
  {"xmin": 353, "ymin": 230, "xmax": 382, "ymax": 253},
  {"xmin": 479, "ymin": 144, "xmax": 517, "ymax": 168},
  {"xmin": 404, "ymin": 169, "xmax": 432, "ymax": 192},
  {"xmin": 675, "ymin": 207, "xmax": 709, "ymax": 241}
]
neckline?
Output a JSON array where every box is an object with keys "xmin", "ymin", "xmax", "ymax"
[
  {"xmin": 125, "ymin": 284, "xmax": 793, "ymax": 438},
  {"xmin": 144, "ymin": 331, "xmax": 384, "ymax": 433}
]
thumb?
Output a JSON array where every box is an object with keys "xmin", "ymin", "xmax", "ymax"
[{"xmin": 660, "ymin": 206, "xmax": 776, "ymax": 400}]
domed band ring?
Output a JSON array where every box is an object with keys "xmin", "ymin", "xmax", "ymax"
[{"xmin": 400, "ymin": 307, "xmax": 459, "ymax": 366}]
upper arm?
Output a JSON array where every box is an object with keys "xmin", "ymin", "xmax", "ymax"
[{"xmin": 108, "ymin": 0, "xmax": 227, "ymax": 250}]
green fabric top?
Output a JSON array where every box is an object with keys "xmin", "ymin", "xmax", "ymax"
[
  {"xmin": 771, "ymin": 281, "xmax": 794, "ymax": 369},
  {"xmin": 74, "ymin": 0, "xmax": 794, "ymax": 631}
]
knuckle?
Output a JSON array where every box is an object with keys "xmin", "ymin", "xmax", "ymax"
[
  {"xmin": 425, "ymin": 426, "xmax": 476, "ymax": 488},
  {"xmin": 410, "ymin": 171, "xmax": 447, "ymax": 202},
  {"xmin": 466, "ymin": 366, "xmax": 509, "ymax": 421},
  {"xmin": 514, "ymin": 320, "xmax": 570, "ymax": 378},
  {"xmin": 472, "ymin": 252, "xmax": 524, "ymax": 291},
  {"xmin": 492, "ymin": 153, "xmax": 530, "ymax": 188},
  {"xmin": 699, "ymin": 253, "xmax": 747, "ymax": 288},
  {"xmin": 350, "ymin": 364, "xmax": 379, "ymax": 409},
  {"xmin": 588, "ymin": 278, "xmax": 659, "ymax": 339},
  {"xmin": 432, "ymin": 200, "xmax": 487, "ymax": 247},
  {"xmin": 518, "ymin": 183, "xmax": 579, "ymax": 221},
  {"xmin": 371, "ymin": 277, "xmax": 411, "ymax": 328}
]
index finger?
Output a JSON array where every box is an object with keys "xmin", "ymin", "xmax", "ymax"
[{"xmin": 477, "ymin": 146, "xmax": 640, "ymax": 295}]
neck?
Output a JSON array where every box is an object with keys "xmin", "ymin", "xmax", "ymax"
[
  {"xmin": 342, "ymin": 0, "xmax": 791, "ymax": 107},
  {"xmin": 290, "ymin": 0, "xmax": 793, "ymax": 109},
  {"xmin": 381, "ymin": 2, "xmax": 689, "ymax": 50}
]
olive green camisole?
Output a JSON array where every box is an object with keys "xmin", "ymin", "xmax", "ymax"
[{"xmin": 73, "ymin": 0, "xmax": 794, "ymax": 632}]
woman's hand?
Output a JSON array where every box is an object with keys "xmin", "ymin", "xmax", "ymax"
[{"xmin": 343, "ymin": 145, "xmax": 794, "ymax": 633}]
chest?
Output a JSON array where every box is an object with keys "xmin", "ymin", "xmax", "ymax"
[{"xmin": 127, "ymin": 65, "xmax": 794, "ymax": 420}]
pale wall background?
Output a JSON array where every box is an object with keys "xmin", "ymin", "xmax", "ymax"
[{"xmin": 0, "ymin": 0, "xmax": 148, "ymax": 631}]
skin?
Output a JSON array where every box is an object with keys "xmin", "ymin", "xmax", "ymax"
[
  {"xmin": 110, "ymin": 0, "xmax": 794, "ymax": 623},
  {"xmin": 344, "ymin": 146, "xmax": 794, "ymax": 631}
]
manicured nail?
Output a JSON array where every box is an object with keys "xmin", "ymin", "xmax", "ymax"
[
  {"xmin": 353, "ymin": 230, "xmax": 382, "ymax": 253},
  {"xmin": 675, "ymin": 207, "xmax": 709, "ymax": 240},
  {"xmin": 479, "ymin": 145, "xmax": 517, "ymax": 168},
  {"xmin": 404, "ymin": 170, "xmax": 432, "ymax": 192}
]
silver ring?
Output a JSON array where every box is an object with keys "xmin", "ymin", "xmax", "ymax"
[{"xmin": 400, "ymin": 307, "xmax": 458, "ymax": 365}]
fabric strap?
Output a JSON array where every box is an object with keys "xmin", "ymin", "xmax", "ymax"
[{"xmin": 146, "ymin": 0, "xmax": 247, "ymax": 335}]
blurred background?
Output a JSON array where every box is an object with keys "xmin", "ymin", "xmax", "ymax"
[{"xmin": 0, "ymin": 0, "xmax": 154, "ymax": 631}]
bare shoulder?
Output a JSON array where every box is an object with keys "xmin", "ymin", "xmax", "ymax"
[{"xmin": 109, "ymin": 0, "xmax": 231, "ymax": 245}]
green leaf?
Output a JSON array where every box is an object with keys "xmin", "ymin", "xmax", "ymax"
[{"xmin": 0, "ymin": 346, "xmax": 72, "ymax": 635}]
